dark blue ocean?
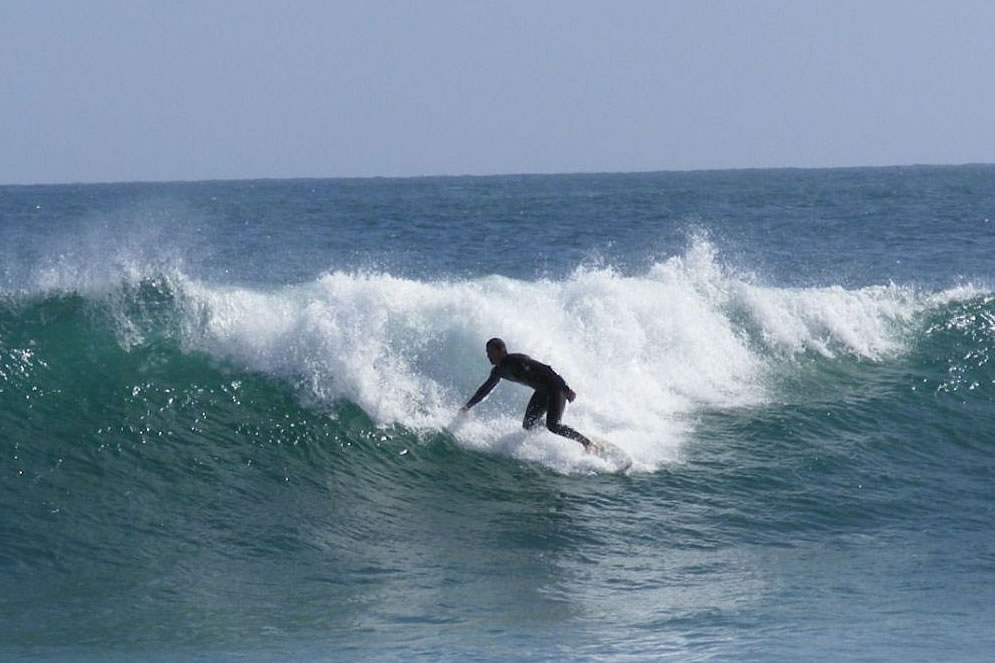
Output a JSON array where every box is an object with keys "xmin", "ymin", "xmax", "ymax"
[{"xmin": 2, "ymin": 166, "xmax": 994, "ymax": 661}]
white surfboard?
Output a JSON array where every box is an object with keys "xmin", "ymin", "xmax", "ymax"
[{"xmin": 588, "ymin": 436, "xmax": 632, "ymax": 473}]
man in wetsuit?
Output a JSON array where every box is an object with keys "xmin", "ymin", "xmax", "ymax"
[{"xmin": 460, "ymin": 337, "xmax": 593, "ymax": 450}]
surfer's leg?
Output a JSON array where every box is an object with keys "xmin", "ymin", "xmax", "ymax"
[
  {"xmin": 522, "ymin": 391, "xmax": 548, "ymax": 430},
  {"xmin": 545, "ymin": 389, "xmax": 592, "ymax": 449}
]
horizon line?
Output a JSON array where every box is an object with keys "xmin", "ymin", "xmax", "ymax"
[{"xmin": 3, "ymin": 161, "xmax": 992, "ymax": 188}]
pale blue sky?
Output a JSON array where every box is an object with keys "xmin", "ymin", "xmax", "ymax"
[{"xmin": 2, "ymin": 0, "xmax": 994, "ymax": 184}]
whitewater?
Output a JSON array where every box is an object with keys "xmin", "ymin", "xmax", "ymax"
[{"xmin": 10, "ymin": 234, "xmax": 971, "ymax": 473}]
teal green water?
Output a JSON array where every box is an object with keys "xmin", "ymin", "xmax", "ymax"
[{"xmin": 2, "ymin": 167, "xmax": 994, "ymax": 661}]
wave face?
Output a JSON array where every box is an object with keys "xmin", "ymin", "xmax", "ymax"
[
  {"xmin": 2, "ymin": 169, "xmax": 995, "ymax": 661},
  {"xmin": 5, "ymin": 237, "xmax": 987, "ymax": 477}
]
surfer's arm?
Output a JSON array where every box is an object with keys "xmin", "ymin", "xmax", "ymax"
[{"xmin": 463, "ymin": 370, "xmax": 501, "ymax": 410}]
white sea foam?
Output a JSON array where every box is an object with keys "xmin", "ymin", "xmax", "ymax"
[
  {"xmin": 13, "ymin": 222, "xmax": 984, "ymax": 473},
  {"xmin": 165, "ymin": 238, "xmax": 978, "ymax": 474}
]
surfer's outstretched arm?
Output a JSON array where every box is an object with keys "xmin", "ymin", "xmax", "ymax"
[{"xmin": 462, "ymin": 369, "xmax": 501, "ymax": 411}]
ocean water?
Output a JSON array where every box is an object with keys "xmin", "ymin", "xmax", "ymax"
[{"xmin": 1, "ymin": 166, "xmax": 994, "ymax": 661}]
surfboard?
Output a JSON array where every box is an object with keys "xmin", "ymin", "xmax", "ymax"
[{"xmin": 588, "ymin": 436, "xmax": 633, "ymax": 473}]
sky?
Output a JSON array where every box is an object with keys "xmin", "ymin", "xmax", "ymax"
[{"xmin": 2, "ymin": 0, "xmax": 994, "ymax": 184}]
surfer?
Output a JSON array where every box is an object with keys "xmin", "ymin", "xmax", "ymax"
[{"xmin": 460, "ymin": 337, "xmax": 593, "ymax": 450}]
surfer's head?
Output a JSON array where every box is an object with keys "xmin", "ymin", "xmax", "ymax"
[{"xmin": 485, "ymin": 337, "xmax": 507, "ymax": 365}]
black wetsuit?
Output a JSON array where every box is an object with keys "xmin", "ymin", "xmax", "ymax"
[{"xmin": 465, "ymin": 353, "xmax": 591, "ymax": 447}]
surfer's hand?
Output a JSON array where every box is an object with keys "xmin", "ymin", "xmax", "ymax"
[
  {"xmin": 565, "ymin": 389, "xmax": 576, "ymax": 402},
  {"xmin": 458, "ymin": 406, "xmax": 469, "ymax": 415}
]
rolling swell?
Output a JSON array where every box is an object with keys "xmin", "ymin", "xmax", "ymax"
[
  {"xmin": 689, "ymin": 289, "xmax": 995, "ymax": 550},
  {"xmin": 0, "ymin": 284, "xmax": 580, "ymax": 649},
  {"xmin": 0, "ymin": 281, "xmax": 561, "ymax": 602},
  {"xmin": 2, "ymin": 258, "xmax": 993, "ymax": 630}
]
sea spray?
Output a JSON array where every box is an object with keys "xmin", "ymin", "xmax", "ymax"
[
  {"xmin": 144, "ymin": 239, "xmax": 979, "ymax": 473},
  {"xmin": 1, "ymin": 194, "xmax": 987, "ymax": 474}
]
